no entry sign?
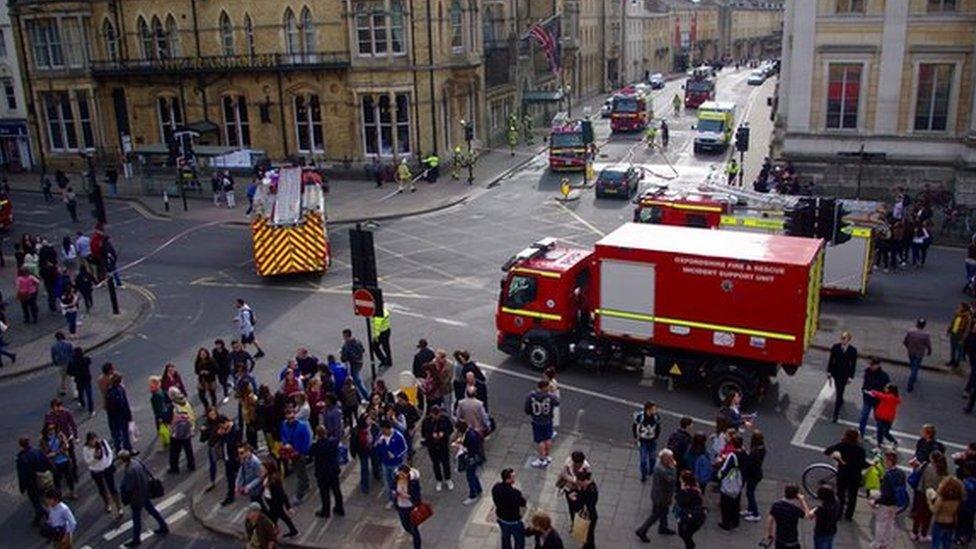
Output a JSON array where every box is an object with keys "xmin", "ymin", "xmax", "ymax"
[{"xmin": 353, "ymin": 287, "xmax": 381, "ymax": 317}]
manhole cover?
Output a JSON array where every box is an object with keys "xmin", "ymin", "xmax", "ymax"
[{"xmin": 355, "ymin": 523, "xmax": 396, "ymax": 544}]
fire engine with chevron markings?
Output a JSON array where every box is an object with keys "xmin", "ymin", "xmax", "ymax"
[{"xmin": 250, "ymin": 166, "xmax": 330, "ymax": 277}]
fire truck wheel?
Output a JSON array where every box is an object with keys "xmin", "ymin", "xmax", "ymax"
[
  {"xmin": 708, "ymin": 366, "xmax": 757, "ymax": 405},
  {"xmin": 525, "ymin": 340, "xmax": 559, "ymax": 372}
]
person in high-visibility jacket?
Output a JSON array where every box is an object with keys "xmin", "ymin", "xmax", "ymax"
[
  {"xmin": 726, "ymin": 158, "xmax": 741, "ymax": 186},
  {"xmin": 423, "ymin": 152, "xmax": 440, "ymax": 182},
  {"xmin": 507, "ymin": 124, "xmax": 519, "ymax": 156},
  {"xmin": 396, "ymin": 159, "xmax": 415, "ymax": 193},
  {"xmin": 451, "ymin": 146, "xmax": 462, "ymax": 180},
  {"xmin": 645, "ymin": 124, "xmax": 657, "ymax": 148},
  {"xmin": 522, "ymin": 113, "xmax": 534, "ymax": 145},
  {"xmin": 672, "ymin": 94, "xmax": 682, "ymax": 116},
  {"xmin": 370, "ymin": 307, "xmax": 392, "ymax": 368}
]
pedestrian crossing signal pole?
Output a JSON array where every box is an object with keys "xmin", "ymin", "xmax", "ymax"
[{"xmin": 461, "ymin": 119, "xmax": 475, "ymax": 186}]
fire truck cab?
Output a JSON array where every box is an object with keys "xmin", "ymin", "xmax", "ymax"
[
  {"xmin": 611, "ymin": 86, "xmax": 652, "ymax": 132},
  {"xmin": 548, "ymin": 114, "xmax": 594, "ymax": 171},
  {"xmin": 633, "ymin": 187, "xmax": 731, "ymax": 228},
  {"xmin": 684, "ymin": 69, "xmax": 716, "ymax": 109}
]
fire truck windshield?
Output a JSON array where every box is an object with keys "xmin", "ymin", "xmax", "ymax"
[
  {"xmin": 686, "ymin": 80, "xmax": 713, "ymax": 93},
  {"xmin": 613, "ymin": 97, "xmax": 638, "ymax": 113},
  {"xmin": 551, "ymin": 132, "xmax": 584, "ymax": 148},
  {"xmin": 505, "ymin": 275, "xmax": 537, "ymax": 308}
]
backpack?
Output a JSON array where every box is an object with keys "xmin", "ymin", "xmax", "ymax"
[
  {"xmin": 894, "ymin": 483, "xmax": 910, "ymax": 509},
  {"xmin": 247, "ymin": 308, "xmax": 255, "ymax": 326},
  {"xmin": 171, "ymin": 412, "xmax": 192, "ymax": 439},
  {"xmin": 963, "ymin": 478, "xmax": 976, "ymax": 513},
  {"xmin": 720, "ymin": 454, "xmax": 743, "ymax": 497},
  {"xmin": 694, "ymin": 453, "xmax": 713, "ymax": 485}
]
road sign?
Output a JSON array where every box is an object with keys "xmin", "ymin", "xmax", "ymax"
[{"xmin": 353, "ymin": 287, "xmax": 377, "ymax": 317}]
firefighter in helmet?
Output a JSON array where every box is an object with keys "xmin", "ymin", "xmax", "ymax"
[
  {"xmin": 726, "ymin": 158, "xmax": 741, "ymax": 187},
  {"xmin": 672, "ymin": 93, "xmax": 682, "ymax": 116},
  {"xmin": 451, "ymin": 146, "xmax": 462, "ymax": 180},
  {"xmin": 423, "ymin": 151, "xmax": 440, "ymax": 182},
  {"xmin": 507, "ymin": 122, "xmax": 519, "ymax": 157},
  {"xmin": 645, "ymin": 124, "xmax": 657, "ymax": 148},
  {"xmin": 522, "ymin": 112, "xmax": 534, "ymax": 145},
  {"xmin": 396, "ymin": 158, "xmax": 415, "ymax": 193}
]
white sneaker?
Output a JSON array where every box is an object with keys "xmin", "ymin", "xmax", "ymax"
[
  {"xmin": 446, "ymin": 480, "xmax": 455, "ymax": 491},
  {"xmin": 385, "ymin": 501, "xmax": 394, "ymax": 510},
  {"xmin": 531, "ymin": 458, "xmax": 547, "ymax": 468},
  {"xmin": 462, "ymin": 497, "xmax": 479, "ymax": 506},
  {"xmin": 221, "ymin": 396, "xmax": 230, "ymax": 404},
  {"xmin": 744, "ymin": 514, "xmax": 761, "ymax": 522},
  {"xmin": 435, "ymin": 482, "xmax": 443, "ymax": 492}
]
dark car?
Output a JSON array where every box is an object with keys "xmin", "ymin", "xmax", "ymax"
[{"xmin": 595, "ymin": 165, "xmax": 642, "ymax": 199}]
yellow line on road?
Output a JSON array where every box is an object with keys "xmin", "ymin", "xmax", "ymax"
[{"xmin": 550, "ymin": 200, "xmax": 606, "ymax": 237}]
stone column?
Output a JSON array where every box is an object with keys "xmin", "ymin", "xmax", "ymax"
[
  {"xmin": 784, "ymin": 0, "xmax": 816, "ymax": 132},
  {"xmin": 874, "ymin": 0, "xmax": 909, "ymax": 134}
]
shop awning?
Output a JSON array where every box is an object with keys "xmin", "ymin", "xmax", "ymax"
[{"xmin": 522, "ymin": 89, "xmax": 565, "ymax": 103}]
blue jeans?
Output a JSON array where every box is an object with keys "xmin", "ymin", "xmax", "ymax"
[
  {"xmin": 638, "ymin": 440, "xmax": 657, "ymax": 481},
  {"xmin": 109, "ymin": 416, "xmax": 132, "ymax": 452},
  {"xmin": 466, "ymin": 464, "xmax": 483, "ymax": 498},
  {"xmin": 498, "ymin": 520, "xmax": 526, "ymax": 549},
  {"xmin": 907, "ymin": 356, "xmax": 922, "ymax": 391},
  {"xmin": 745, "ymin": 478, "xmax": 760, "ymax": 516},
  {"xmin": 396, "ymin": 506, "xmax": 421, "ymax": 549},
  {"xmin": 858, "ymin": 395, "xmax": 875, "ymax": 437},
  {"xmin": 814, "ymin": 534, "xmax": 835, "ymax": 549},
  {"xmin": 76, "ymin": 381, "xmax": 93, "ymax": 414},
  {"xmin": 931, "ymin": 522, "xmax": 954, "ymax": 549},
  {"xmin": 359, "ymin": 454, "xmax": 371, "ymax": 493},
  {"xmin": 351, "ymin": 366, "xmax": 369, "ymax": 400},
  {"xmin": 130, "ymin": 500, "xmax": 168, "ymax": 543},
  {"xmin": 383, "ymin": 463, "xmax": 399, "ymax": 503},
  {"xmin": 65, "ymin": 311, "xmax": 77, "ymax": 335}
]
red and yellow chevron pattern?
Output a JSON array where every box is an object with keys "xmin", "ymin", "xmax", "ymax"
[{"xmin": 252, "ymin": 212, "xmax": 330, "ymax": 276}]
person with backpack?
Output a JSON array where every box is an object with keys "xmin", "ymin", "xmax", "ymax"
[
  {"xmin": 872, "ymin": 450, "xmax": 908, "ymax": 549},
  {"xmin": 632, "ymin": 401, "xmax": 662, "ymax": 483},
  {"xmin": 166, "ymin": 388, "xmax": 196, "ymax": 474},
  {"xmin": 525, "ymin": 380, "xmax": 558, "ymax": 469},
  {"xmin": 666, "ymin": 417, "xmax": 694, "ymax": 472},
  {"xmin": 674, "ymin": 470, "xmax": 706, "ymax": 549},
  {"xmin": 234, "ymin": 299, "xmax": 265, "ymax": 359},
  {"xmin": 742, "ymin": 430, "xmax": 767, "ymax": 522},
  {"xmin": 685, "ymin": 433, "xmax": 712, "ymax": 490},
  {"xmin": 634, "ymin": 448, "xmax": 677, "ymax": 541},
  {"xmin": 764, "ymin": 484, "xmax": 811, "ymax": 549},
  {"xmin": 716, "ymin": 434, "xmax": 745, "ymax": 530},
  {"xmin": 119, "ymin": 450, "xmax": 169, "ymax": 547},
  {"xmin": 824, "ymin": 428, "xmax": 867, "ymax": 521}
]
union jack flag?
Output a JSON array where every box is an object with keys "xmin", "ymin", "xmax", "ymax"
[{"xmin": 528, "ymin": 15, "xmax": 561, "ymax": 76}]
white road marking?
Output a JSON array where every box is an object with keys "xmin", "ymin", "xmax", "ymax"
[
  {"xmin": 103, "ymin": 492, "xmax": 185, "ymax": 540},
  {"xmin": 387, "ymin": 302, "xmax": 469, "ymax": 327},
  {"xmin": 836, "ymin": 419, "xmax": 968, "ymax": 451},
  {"xmin": 188, "ymin": 278, "xmax": 432, "ymax": 300},
  {"xmin": 477, "ymin": 362, "xmax": 711, "ymax": 425},
  {"xmin": 117, "ymin": 220, "xmax": 226, "ymax": 273},
  {"xmin": 115, "ymin": 508, "xmax": 188, "ymax": 548},
  {"xmin": 790, "ymin": 380, "xmax": 834, "ymax": 452}
]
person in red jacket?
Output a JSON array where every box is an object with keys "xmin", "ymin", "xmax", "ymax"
[{"xmin": 866, "ymin": 384, "xmax": 901, "ymax": 448}]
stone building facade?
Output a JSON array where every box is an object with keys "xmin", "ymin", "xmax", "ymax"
[{"xmin": 775, "ymin": 0, "xmax": 976, "ymax": 201}]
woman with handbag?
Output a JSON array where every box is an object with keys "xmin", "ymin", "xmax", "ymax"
[
  {"xmin": 261, "ymin": 459, "xmax": 299, "ymax": 538},
  {"xmin": 568, "ymin": 471, "xmax": 598, "ymax": 549},
  {"xmin": 83, "ymin": 432, "xmax": 122, "ymax": 516},
  {"xmin": 717, "ymin": 434, "xmax": 745, "ymax": 531},
  {"xmin": 558, "ymin": 451, "xmax": 591, "ymax": 519},
  {"xmin": 394, "ymin": 464, "xmax": 425, "ymax": 549},
  {"xmin": 675, "ymin": 470, "xmax": 706, "ymax": 549},
  {"xmin": 453, "ymin": 419, "xmax": 485, "ymax": 505},
  {"xmin": 41, "ymin": 423, "xmax": 76, "ymax": 499}
]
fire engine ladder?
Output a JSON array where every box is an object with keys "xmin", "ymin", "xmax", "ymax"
[
  {"xmin": 699, "ymin": 178, "xmax": 802, "ymax": 211},
  {"xmin": 272, "ymin": 167, "xmax": 303, "ymax": 226}
]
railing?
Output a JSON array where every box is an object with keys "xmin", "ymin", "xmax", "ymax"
[{"xmin": 91, "ymin": 52, "xmax": 350, "ymax": 77}]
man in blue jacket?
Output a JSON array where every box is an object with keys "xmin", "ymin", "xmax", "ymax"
[
  {"xmin": 235, "ymin": 443, "xmax": 263, "ymax": 504},
  {"xmin": 280, "ymin": 407, "xmax": 312, "ymax": 501},
  {"xmin": 375, "ymin": 419, "xmax": 408, "ymax": 508}
]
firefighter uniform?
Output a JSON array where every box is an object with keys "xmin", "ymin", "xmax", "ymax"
[
  {"xmin": 423, "ymin": 153, "xmax": 440, "ymax": 182},
  {"xmin": 507, "ymin": 124, "xmax": 519, "ymax": 156},
  {"xmin": 397, "ymin": 160, "xmax": 415, "ymax": 193},
  {"xmin": 522, "ymin": 114, "xmax": 534, "ymax": 145},
  {"xmin": 645, "ymin": 125, "xmax": 657, "ymax": 147},
  {"xmin": 672, "ymin": 94, "xmax": 682, "ymax": 115},
  {"xmin": 370, "ymin": 308, "xmax": 392, "ymax": 368},
  {"xmin": 451, "ymin": 146, "xmax": 462, "ymax": 180},
  {"xmin": 726, "ymin": 159, "xmax": 741, "ymax": 186}
]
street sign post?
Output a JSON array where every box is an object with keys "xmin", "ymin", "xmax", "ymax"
[{"xmin": 349, "ymin": 224, "xmax": 382, "ymax": 383}]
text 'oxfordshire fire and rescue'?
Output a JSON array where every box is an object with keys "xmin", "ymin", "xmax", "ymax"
[{"xmin": 674, "ymin": 256, "xmax": 786, "ymax": 283}]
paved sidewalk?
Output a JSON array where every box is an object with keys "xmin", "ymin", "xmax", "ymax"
[
  {"xmin": 191, "ymin": 416, "xmax": 912, "ymax": 549},
  {"xmin": 815, "ymin": 313, "xmax": 953, "ymax": 371},
  {"xmin": 0, "ymin": 279, "xmax": 151, "ymax": 379}
]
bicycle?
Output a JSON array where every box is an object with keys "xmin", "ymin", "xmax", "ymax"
[{"xmin": 801, "ymin": 448, "xmax": 909, "ymax": 514}]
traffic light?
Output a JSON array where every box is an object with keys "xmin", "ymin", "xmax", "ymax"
[
  {"xmin": 464, "ymin": 123, "xmax": 474, "ymax": 142},
  {"xmin": 815, "ymin": 197, "xmax": 836, "ymax": 241},
  {"xmin": 783, "ymin": 197, "xmax": 815, "ymax": 237},
  {"xmin": 735, "ymin": 125, "xmax": 750, "ymax": 153}
]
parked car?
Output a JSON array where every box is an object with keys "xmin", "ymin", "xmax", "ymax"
[
  {"xmin": 600, "ymin": 97, "xmax": 613, "ymax": 118},
  {"xmin": 648, "ymin": 73, "xmax": 665, "ymax": 89},
  {"xmin": 747, "ymin": 71, "xmax": 767, "ymax": 85},
  {"xmin": 595, "ymin": 165, "xmax": 642, "ymax": 199}
]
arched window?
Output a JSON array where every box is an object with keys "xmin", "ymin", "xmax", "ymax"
[
  {"xmin": 219, "ymin": 12, "xmax": 234, "ymax": 56},
  {"xmin": 103, "ymin": 19, "xmax": 118, "ymax": 62},
  {"xmin": 450, "ymin": 0, "xmax": 463, "ymax": 52},
  {"xmin": 301, "ymin": 8, "xmax": 315, "ymax": 55},
  {"xmin": 166, "ymin": 15, "xmax": 180, "ymax": 57},
  {"xmin": 284, "ymin": 9, "xmax": 300, "ymax": 57},
  {"xmin": 138, "ymin": 17, "xmax": 153, "ymax": 60},
  {"xmin": 244, "ymin": 14, "xmax": 255, "ymax": 56},
  {"xmin": 152, "ymin": 16, "xmax": 168, "ymax": 59}
]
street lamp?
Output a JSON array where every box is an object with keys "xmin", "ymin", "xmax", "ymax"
[{"xmin": 460, "ymin": 119, "xmax": 474, "ymax": 186}]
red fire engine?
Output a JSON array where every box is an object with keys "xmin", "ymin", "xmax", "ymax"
[
  {"xmin": 496, "ymin": 223, "xmax": 823, "ymax": 402},
  {"xmin": 610, "ymin": 86, "xmax": 652, "ymax": 133},
  {"xmin": 684, "ymin": 70, "xmax": 716, "ymax": 109},
  {"xmin": 548, "ymin": 115, "xmax": 594, "ymax": 171}
]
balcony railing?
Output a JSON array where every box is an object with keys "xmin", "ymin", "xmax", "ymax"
[{"xmin": 91, "ymin": 52, "xmax": 350, "ymax": 77}]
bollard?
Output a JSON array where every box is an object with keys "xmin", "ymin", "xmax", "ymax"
[{"xmin": 163, "ymin": 190, "xmax": 170, "ymax": 212}]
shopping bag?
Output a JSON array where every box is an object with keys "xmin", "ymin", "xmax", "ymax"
[
  {"xmin": 128, "ymin": 421, "xmax": 141, "ymax": 444},
  {"xmin": 409, "ymin": 502, "xmax": 434, "ymax": 526},
  {"xmin": 570, "ymin": 510, "xmax": 591, "ymax": 543},
  {"xmin": 157, "ymin": 423, "xmax": 171, "ymax": 447}
]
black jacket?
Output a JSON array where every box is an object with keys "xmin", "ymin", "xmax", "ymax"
[
  {"xmin": 420, "ymin": 414, "xmax": 453, "ymax": 449},
  {"xmin": 412, "ymin": 347, "xmax": 435, "ymax": 378},
  {"xmin": 491, "ymin": 482, "xmax": 527, "ymax": 522},
  {"xmin": 827, "ymin": 343, "xmax": 858, "ymax": 381},
  {"xmin": 824, "ymin": 441, "xmax": 866, "ymax": 482},
  {"xmin": 310, "ymin": 437, "xmax": 340, "ymax": 481},
  {"xmin": 16, "ymin": 447, "xmax": 52, "ymax": 493}
]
